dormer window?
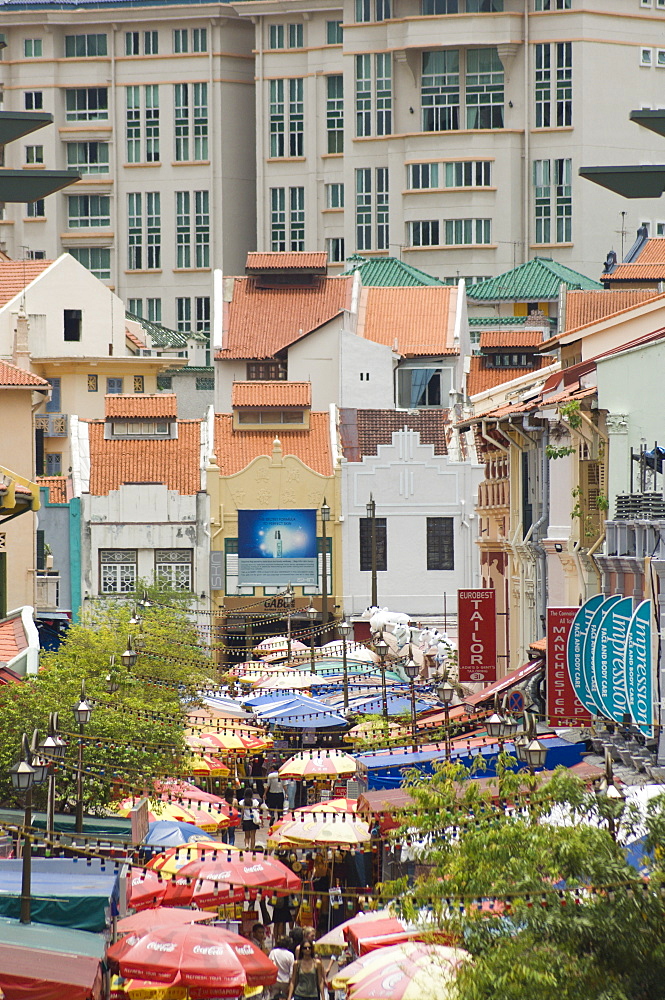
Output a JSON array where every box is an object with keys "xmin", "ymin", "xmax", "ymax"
[
  {"xmin": 236, "ymin": 409, "xmax": 305, "ymax": 425},
  {"xmin": 110, "ymin": 420, "xmax": 172, "ymax": 437}
]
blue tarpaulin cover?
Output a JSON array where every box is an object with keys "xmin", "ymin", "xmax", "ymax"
[{"xmin": 0, "ymin": 857, "xmax": 119, "ymax": 932}]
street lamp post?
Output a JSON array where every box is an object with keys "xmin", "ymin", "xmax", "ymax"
[
  {"xmin": 320, "ymin": 500, "xmax": 330, "ymax": 635},
  {"xmin": 284, "ymin": 585, "xmax": 295, "ymax": 662},
  {"xmin": 73, "ymin": 681, "xmax": 93, "ymax": 834},
  {"xmin": 39, "ymin": 713, "xmax": 66, "ymax": 837},
  {"xmin": 366, "ymin": 495, "xmax": 377, "ymax": 608},
  {"xmin": 374, "ymin": 636, "xmax": 389, "ymax": 719},
  {"xmin": 10, "ymin": 733, "xmax": 48, "ymax": 924},
  {"xmin": 306, "ymin": 605, "xmax": 317, "ymax": 675},
  {"xmin": 595, "ymin": 749, "xmax": 626, "ymax": 841},
  {"xmin": 338, "ymin": 619, "xmax": 352, "ymax": 712},
  {"xmin": 403, "ymin": 655, "xmax": 419, "ymax": 747},
  {"xmin": 436, "ymin": 674, "xmax": 455, "ymax": 759}
]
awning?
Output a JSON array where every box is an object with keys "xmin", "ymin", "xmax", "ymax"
[
  {"xmin": 0, "ymin": 858, "xmax": 119, "ymax": 932},
  {"xmin": 464, "ymin": 658, "xmax": 543, "ymax": 707},
  {"xmin": 0, "ymin": 916, "xmax": 104, "ymax": 1000}
]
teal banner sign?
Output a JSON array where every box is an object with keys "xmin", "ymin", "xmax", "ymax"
[
  {"xmin": 624, "ymin": 600, "xmax": 655, "ymax": 736},
  {"xmin": 592, "ymin": 596, "xmax": 634, "ymax": 724},
  {"xmin": 567, "ymin": 594, "xmax": 605, "ymax": 713},
  {"xmin": 580, "ymin": 595, "xmax": 622, "ymax": 715}
]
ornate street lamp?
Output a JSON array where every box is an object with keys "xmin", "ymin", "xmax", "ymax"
[
  {"xmin": 283, "ymin": 585, "xmax": 295, "ymax": 662},
  {"xmin": 403, "ymin": 655, "xmax": 419, "ymax": 746},
  {"xmin": 39, "ymin": 712, "xmax": 65, "ymax": 837},
  {"xmin": 436, "ymin": 674, "xmax": 455, "ymax": 758},
  {"xmin": 366, "ymin": 495, "xmax": 377, "ymax": 607},
  {"xmin": 306, "ymin": 605, "xmax": 317, "ymax": 675},
  {"xmin": 374, "ymin": 636, "xmax": 389, "ymax": 719},
  {"xmin": 73, "ymin": 682, "xmax": 93, "ymax": 834},
  {"xmin": 320, "ymin": 500, "xmax": 330, "ymax": 634},
  {"xmin": 120, "ymin": 636, "xmax": 137, "ymax": 669},
  {"xmin": 338, "ymin": 619, "xmax": 352, "ymax": 712},
  {"xmin": 10, "ymin": 734, "xmax": 38, "ymax": 924}
]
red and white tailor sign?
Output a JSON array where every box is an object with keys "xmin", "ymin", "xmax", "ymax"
[
  {"xmin": 458, "ymin": 589, "xmax": 497, "ymax": 683},
  {"xmin": 546, "ymin": 607, "xmax": 591, "ymax": 727}
]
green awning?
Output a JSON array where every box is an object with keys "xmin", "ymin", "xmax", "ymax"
[
  {"xmin": 629, "ymin": 109, "xmax": 665, "ymax": 138},
  {"xmin": 0, "ymin": 111, "xmax": 53, "ymax": 145},
  {"xmin": 0, "ymin": 169, "xmax": 80, "ymax": 203},
  {"xmin": 579, "ymin": 165, "xmax": 665, "ymax": 199}
]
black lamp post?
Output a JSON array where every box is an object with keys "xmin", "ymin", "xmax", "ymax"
[
  {"xmin": 366, "ymin": 495, "xmax": 377, "ymax": 607},
  {"xmin": 39, "ymin": 712, "xmax": 66, "ymax": 837},
  {"xmin": 338, "ymin": 619, "xmax": 352, "ymax": 712},
  {"xmin": 283, "ymin": 585, "xmax": 295, "ymax": 662},
  {"xmin": 374, "ymin": 636, "xmax": 389, "ymax": 719},
  {"xmin": 595, "ymin": 750, "xmax": 626, "ymax": 841},
  {"xmin": 306, "ymin": 605, "xmax": 317, "ymax": 675},
  {"xmin": 73, "ymin": 681, "xmax": 93, "ymax": 834},
  {"xmin": 10, "ymin": 732, "xmax": 48, "ymax": 924},
  {"xmin": 436, "ymin": 674, "xmax": 455, "ymax": 758},
  {"xmin": 320, "ymin": 500, "xmax": 330, "ymax": 634},
  {"xmin": 121, "ymin": 635, "xmax": 138, "ymax": 669},
  {"xmin": 403, "ymin": 655, "xmax": 419, "ymax": 746}
]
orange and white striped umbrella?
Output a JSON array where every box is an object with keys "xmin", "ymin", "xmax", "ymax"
[{"xmin": 278, "ymin": 749, "xmax": 357, "ymax": 779}]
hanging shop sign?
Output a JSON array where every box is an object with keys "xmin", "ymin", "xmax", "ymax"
[
  {"xmin": 238, "ymin": 509, "xmax": 318, "ymax": 586},
  {"xmin": 547, "ymin": 607, "xmax": 592, "ymax": 726},
  {"xmin": 458, "ymin": 589, "xmax": 496, "ymax": 683},
  {"xmin": 566, "ymin": 594, "xmax": 605, "ymax": 714},
  {"xmin": 591, "ymin": 596, "xmax": 635, "ymax": 724},
  {"xmin": 624, "ymin": 599, "xmax": 655, "ymax": 737},
  {"xmin": 580, "ymin": 595, "xmax": 623, "ymax": 715}
]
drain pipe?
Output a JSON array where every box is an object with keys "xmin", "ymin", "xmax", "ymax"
[{"xmin": 521, "ymin": 413, "xmax": 549, "ymax": 631}]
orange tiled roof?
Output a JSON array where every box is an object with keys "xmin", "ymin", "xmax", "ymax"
[
  {"xmin": 214, "ymin": 412, "xmax": 333, "ymax": 477},
  {"xmin": 602, "ymin": 264, "xmax": 665, "ymax": 282},
  {"xmin": 479, "ymin": 330, "xmax": 545, "ymax": 349},
  {"xmin": 0, "ymin": 613, "xmax": 28, "ymax": 665},
  {"xmin": 626, "ymin": 237, "xmax": 665, "ymax": 264},
  {"xmin": 467, "ymin": 355, "xmax": 553, "ymax": 396},
  {"xmin": 87, "ymin": 420, "xmax": 202, "ymax": 495},
  {"xmin": 0, "ymin": 360, "xmax": 49, "ymax": 388},
  {"xmin": 0, "ymin": 260, "xmax": 54, "ymax": 307},
  {"xmin": 37, "ymin": 476, "xmax": 68, "ymax": 504},
  {"xmin": 565, "ymin": 289, "xmax": 663, "ymax": 332},
  {"xmin": 360, "ymin": 286, "xmax": 458, "ymax": 357},
  {"xmin": 219, "ymin": 277, "xmax": 351, "ymax": 360},
  {"xmin": 126, "ymin": 328, "xmax": 146, "ymax": 351},
  {"xmin": 105, "ymin": 394, "xmax": 177, "ymax": 420},
  {"xmin": 231, "ymin": 381, "xmax": 311, "ymax": 408},
  {"xmin": 246, "ymin": 252, "xmax": 328, "ymax": 271}
]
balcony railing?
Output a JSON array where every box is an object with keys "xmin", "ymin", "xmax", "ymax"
[{"xmin": 35, "ymin": 413, "xmax": 68, "ymax": 438}]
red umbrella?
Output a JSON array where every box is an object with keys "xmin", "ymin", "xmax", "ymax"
[
  {"xmin": 117, "ymin": 908, "xmax": 214, "ymax": 934},
  {"xmin": 164, "ymin": 853, "xmax": 301, "ymax": 909},
  {"xmin": 107, "ymin": 925, "xmax": 278, "ymax": 997}
]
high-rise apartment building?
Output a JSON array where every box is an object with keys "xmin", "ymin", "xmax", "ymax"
[
  {"xmin": 232, "ymin": 0, "xmax": 665, "ymax": 282},
  {"xmin": 0, "ymin": 0, "xmax": 256, "ymax": 332}
]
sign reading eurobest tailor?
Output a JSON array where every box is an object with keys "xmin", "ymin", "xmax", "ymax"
[
  {"xmin": 625, "ymin": 600, "xmax": 655, "ymax": 736},
  {"xmin": 237, "ymin": 509, "xmax": 318, "ymax": 586},
  {"xmin": 458, "ymin": 589, "xmax": 496, "ymax": 683},
  {"xmin": 547, "ymin": 608, "xmax": 591, "ymax": 726}
]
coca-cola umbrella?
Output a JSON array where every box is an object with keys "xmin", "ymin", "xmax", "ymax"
[
  {"xmin": 117, "ymin": 908, "xmax": 215, "ymax": 935},
  {"xmin": 107, "ymin": 924, "xmax": 278, "ymax": 997},
  {"xmin": 165, "ymin": 853, "xmax": 301, "ymax": 908}
]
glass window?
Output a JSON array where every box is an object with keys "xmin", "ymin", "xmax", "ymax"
[
  {"xmin": 65, "ymin": 88, "xmax": 108, "ymax": 121},
  {"xmin": 176, "ymin": 297, "xmax": 192, "ymax": 332},
  {"xmin": 466, "ymin": 48, "xmax": 504, "ymax": 129},
  {"xmin": 289, "ymin": 78, "xmax": 304, "ymax": 156},
  {"xmin": 326, "ymin": 21, "xmax": 343, "ymax": 43},
  {"xmin": 24, "ymin": 91, "xmax": 43, "ymax": 111},
  {"xmin": 326, "ymin": 75, "xmax": 344, "ymax": 153},
  {"xmin": 195, "ymin": 190, "xmax": 210, "ymax": 267},
  {"xmin": 174, "ymin": 83, "xmax": 189, "ymax": 161},
  {"xmin": 126, "ymin": 85, "xmax": 140, "ymax": 162},
  {"xmin": 193, "ymin": 82, "xmax": 208, "ymax": 161},
  {"xmin": 46, "ymin": 453, "xmax": 62, "ymax": 475},
  {"xmin": 100, "ymin": 549, "xmax": 137, "ymax": 594},
  {"xmin": 146, "ymin": 84, "xmax": 160, "ymax": 162},
  {"xmin": 270, "ymin": 188, "xmax": 286, "ymax": 250},
  {"xmin": 555, "ymin": 157, "xmax": 572, "ymax": 242},
  {"xmin": 408, "ymin": 163, "xmax": 439, "ymax": 189},
  {"xmin": 269, "ymin": 80, "xmax": 284, "ymax": 158},
  {"xmin": 128, "ymin": 193, "xmax": 142, "ymax": 268},
  {"xmin": 155, "ymin": 549, "xmax": 193, "ymax": 591},
  {"xmin": 125, "ymin": 32, "xmax": 139, "ymax": 55},
  {"xmin": 355, "ymin": 54, "xmax": 371, "ymax": 137},
  {"xmin": 422, "ymin": 50, "xmax": 459, "ymax": 131},
  {"xmin": 534, "ymin": 158, "xmax": 551, "ymax": 243},
  {"xmin": 376, "ymin": 167, "xmax": 389, "ymax": 251},
  {"xmin": 426, "ymin": 517, "xmax": 454, "ymax": 570},
  {"xmin": 359, "ymin": 517, "xmax": 387, "ymax": 572},
  {"xmin": 290, "ymin": 186, "xmax": 305, "ymax": 251},
  {"xmin": 376, "ymin": 53, "xmax": 392, "ymax": 136},
  {"xmin": 422, "ymin": 0, "xmax": 458, "ymax": 13},
  {"xmin": 107, "ymin": 377, "xmax": 123, "ymax": 394},
  {"xmin": 376, "ymin": 0, "xmax": 391, "ymax": 19},
  {"xmin": 355, "ymin": 0, "xmax": 371, "ymax": 21},
  {"xmin": 326, "ymin": 183, "xmax": 345, "ymax": 208},
  {"xmin": 144, "ymin": 30, "xmax": 158, "ymax": 54},
  {"xmin": 327, "ymin": 237, "xmax": 345, "ymax": 263},
  {"xmin": 173, "ymin": 29, "xmax": 188, "ymax": 53},
  {"xmin": 193, "ymin": 28, "xmax": 207, "ymax": 52},
  {"xmin": 67, "ymin": 141, "xmax": 109, "ymax": 174},
  {"xmin": 128, "ymin": 298, "xmax": 143, "ymax": 316},
  {"xmin": 24, "ymin": 39, "xmax": 42, "ymax": 58},
  {"xmin": 65, "ymin": 34, "xmax": 107, "ymax": 58},
  {"xmin": 356, "ymin": 168, "xmax": 372, "ymax": 251},
  {"xmin": 68, "ymin": 194, "xmax": 110, "ymax": 228},
  {"xmin": 26, "ymin": 199, "xmax": 45, "ymax": 217},
  {"xmin": 269, "ymin": 24, "xmax": 284, "ymax": 49},
  {"xmin": 46, "ymin": 377, "xmax": 61, "ymax": 412},
  {"xmin": 397, "ymin": 366, "xmax": 446, "ymax": 407},
  {"xmin": 69, "ymin": 247, "xmax": 111, "ymax": 280},
  {"xmin": 288, "ymin": 24, "xmax": 303, "ymax": 48},
  {"xmin": 176, "ymin": 191, "xmax": 190, "ymax": 268},
  {"xmin": 535, "ymin": 0, "xmax": 570, "ymax": 8},
  {"xmin": 444, "ymin": 160, "xmax": 492, "ymax": 187},
  {"xmin": 444, "ymin": 218, "xmax": 491, "ymax": 244},
  {"xmin": 408, "ymin": 220, "xmax": 440, "ymax": 246}
]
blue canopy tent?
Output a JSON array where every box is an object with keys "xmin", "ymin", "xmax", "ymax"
[
  {"xmin": 331, "ymin": 693, "xmax": 434, "ymax": 717},
  {"xmin": 251, "ymin": 694, "xmax": 348, "ymax": 729},
  {"xmin": 0, "ymin": 858, "xmax": 119, "ymax": 932}
]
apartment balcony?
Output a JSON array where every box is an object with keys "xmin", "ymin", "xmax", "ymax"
[
  {"xmin": 346, "ymin": 9, "xmax": 523, "ymax": 56},
  {"xmin": 477, "ymin": 477, "xmax": 509, "ymax": 511},
  {"xmin": 35, "ymin": 573, "xmax": 60, "ymax": 612},
  {"xmin": 35, "ymin": 413, "xmax": 68, "ymax": 438}
]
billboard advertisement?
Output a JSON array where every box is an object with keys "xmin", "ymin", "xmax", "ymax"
[
  {"xmin": 624, "ymin": 600, "xmax": 655, "ymax": 736},
  {"xmin": 566, "ymin": 594, "xmax": 605, "ymax": 714},
  {"xmin": 547, "ymin": 607, "xmax": 592, "ymax": 727},
  {"xmin": 458, "ymin": 589, "xmax": 496, "ymax": 683},
  {"xmin": 238, "ymin": 509, "xmax": 317, "ymax": 586},
  {"xmin": 591, "ymin": 596, "xmax": 634, "ymax": 724}
]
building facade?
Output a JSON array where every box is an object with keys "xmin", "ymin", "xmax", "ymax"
[{"xmin": 233, "ymin": 0, "xmax": 665, "ymax": 282}]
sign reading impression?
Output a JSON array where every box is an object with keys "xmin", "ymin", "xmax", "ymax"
[
  {"xmin": 624, "ymin": 600, "xmax": 655, "ymax": 736},
  {"xmin": 458, "ymin": 589, "xmax": 496, "ymax": 683},
  {"xmin": 238, "ymin": 509, "xmax": 318, "ymax": 587},
  {"xmin": 547, "ymin": 607, "xmax": 591, "ymax": 726},
  {"xmin": 591, "ymin": 596, "xmax": 634, "ymax": 724},
  {"xmin": 566, "ymin": 594, "xmax": 605, "ymax": 714}
]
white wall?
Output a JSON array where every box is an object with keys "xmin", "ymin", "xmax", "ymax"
[{"xmin": 341, "ymin": 427, "xmax": 483, "ymax": 617}]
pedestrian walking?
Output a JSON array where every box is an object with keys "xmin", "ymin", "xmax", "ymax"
[
  {"xmin": 269, "ymin": 936, "xmax": 295, "ymax": 999},
  {"xmin": 286, "ymin": 940, "xmax": 325, "ymax": 1000},
  {"xmin": 241, "ymin": 786, "xmax": 262, "ymax": 850},
  {"xmin": 265, "ymin": 771, "xmax": 287, "ymax": 824}
]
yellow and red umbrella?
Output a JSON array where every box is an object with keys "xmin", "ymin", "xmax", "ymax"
[
  {"xmin": 186, "ymin": 754, "xmax": 231, "ymax": 779},
  {"xmin": 278, "ymin": 749, "xmax": 357, "ymax": 779},
  {"xmin": 112, "ymin": 799, "xmax": 224, "ymax": 834},
  {"xmin": 273, "ymin": 814, "xmax": 371, "ymax": 848},
  {"xmin": 148, "ymin": 840, "xmax": 238, "ymax": 876},
  {"xmin": 343, "ymin": 942, "xmax": 469, "ymax": 1000},
  {"xmin": 189, "ymin": 731, "xmax": 272, "ymax": 755}
]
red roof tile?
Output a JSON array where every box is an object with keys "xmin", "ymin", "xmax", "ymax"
[
  {"xmin": 467, "ymin": 355, "xmax": 553, "ymax": 396},
  {"xmin": 564, "ymin": 289, "xmax": 663, "ymax": 332},
  {"xmin": 246, "ymin": 252, "xmax": 328, "ymax": 271},
  {"xmin": 339, "ymin": 409, "xmax": 450, "ymax": 461},
  {"xmin": 231, "ymin": 382, "xmax": 311, "ymax": 408},
  {"xmin": 219, "ymin": 277, "xmax": 351, "ymax": 360},
  {"xmin": 214, "ymin": 412, "xmax": 333, "ymax": 476},
  {"xmin": 0, "ymin": 613, "xmax": 28, "ymax": 666},
  {"xmin": 360, "ymin": 286, "xmax": 458, "ymax": 357},
  {"xmin": 105, "ymin": 394, "xmax": 177, "ymax": 419},
  {"xmin": 37, "ymin": 476, "xmax": 68, "ymax": 504},
  {"xmin": 0, "ymin": 360, "xmax": 49, "ymax": 388},
  {"xmin": 602, "ymin": 264, "xmax": 665, "ymax": 282},
  {"xmin": 126, "ymin": 328, "xmax": 147, "ymax": 350},
  {"xmin": 0, "ymin": 260, "xmax": 54, "ymax": 307},
  {"xmin": 479, "ymin": 329, "xmax": 545, "ymax": 349},
  {"xmin": 87, "ymin": 420, "xmax": 202, "ymax": 495}
]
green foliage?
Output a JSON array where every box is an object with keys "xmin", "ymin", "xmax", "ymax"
[
  {"xmin": 559, "ymin": 400, "xmax": 583, "ymax": 430},
  {"xmin": 382, "ymin": 761, "xmax": 665, "ymax": 999},
  {"xmin": 0, "ymin": 588, "xmax": 216, "ymax": 815},
  {"xmin": 545, "ymin": 444, "xmax": 575, "ymax": 461}
]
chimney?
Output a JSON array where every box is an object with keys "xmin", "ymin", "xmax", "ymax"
[{"xmin": 12, "ymin": 304, "xmax": 31, "ymax": 370}]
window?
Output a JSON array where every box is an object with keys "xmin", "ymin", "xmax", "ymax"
[
  {"xmin": 237, "ymin": 409, "xmax": 305, "ymax": 424},
  {"xmin": 641, "ymin": 48, "xmax": 653, "ymax": 67},
  {"xmin": 68, "ymin": 195, "xmax": 110, "ymax": 228},
  {"xmin": 397, "ymin": 365, "xmax": 451, "ymax": 407},
  {"xmin": 326, "ymin": 76, "xmax": 344, "ymax": 153},
  {"xmin": 246, "ymin": 362, "xmax": 287, "ymax": 381},
  {"xmin": 133, "ymin": 375, "xmax": 145, "ymax": 393},
  {"xmin": 269, "ymin": 187, "xmax": 305, "ymax": 251},
  {"xmin": 63, "ymin": 309, "xmax": 82, "ymax": 342},
  {"xmin": 144, "ymin": 30, "xmax": 158, "ymax": 55},
  {"xmin": 126, "ymin": 86, "xmax": 159, "ymax": 162},
  {"xmin": 535, "ymin": 0, "xmax": 570, "ymax": 7},
  {"xmin": 112, "ymin": 420, "xmax": 170, "ymax": 436},
  {"xmin": 422, "ymin": 0, "xmax": 459, "ymax": 11},
  {"xmin": 65, "ymin": 34, "xmax": 107, "ymax": 58},
  {"xmin": 126, "ymin": 86, "xmax": 140, "ymax": 162},
  {"xmin": 376, "ymin": 0, "xmax": 391, "ymax": 18},
  {"xmin": 146, "ymin": 85, "xmax": 159, "ymax": 162},
  {"xmin": 147, "ymin": 298, "xmax": 161, "ymax": 323},
  {"xmin": 326, "ymin": 183, "xmax": 345, "ymax": 208},
  {"xmin": 173, "ymin": 29, "xmax": 188, "ymax": 53},
  {"xmin": 535, "ymin": 42, "xmax": 572, "ymax": 127},
  {"xmin": 408, "ymin": 220, "xmax": 440, "ymax": 246},
  {"xmin": 100, "ymin": 550, "xmax": 137, "ymax": 594},
  {"xmin": 155, "ymin": 549, "xmax": 192, "ymax": 591},
  {"xmin": 26, "ymin": 199, "xmax": 45, "ymax": 217},
  {"xmin": 426, "ymin": 517, "xmax": 454, "ymax": 570},
  {"xmin": 555, "ymin": 157, "xmax": 572, "ymax": 242},
  {"xmin": 88, "ymin": 374, "xmax": 98, "ymax": 392},
  {"xmin": 65, "ymin": 88, "xmax": 108, "ymax": 121},
  {"xmin": 196, "ymin": 297, "xmax": 211, "ymax": 341},
  {"xmin": 534, "ymin": 158, "xmax": 550, "ymax": 243},
  {"xmin": 327, "ymin": 21, "xmax": 343, "ymax": 43},
  {"xmin": 176, "ymin": 298, "xmax": 192, "ymax": 333},
  {"xmin": 46, "ymin": 377, "xmax": 61, "ymax": 412},
  {"xmin": 356, "ymin": 168, "xmax": 372, "ymax": 251},
  {"xmin": 107, "ymin": 378, "xmax": 123, "ymax": 394},
  {"xmin": 196, "ymin": 192, "xmax": 210, "ymax": 267},
  {"xmin": 269, "ymin": 24, "xmax": 284, "ymax": 49},
  {"xmin": 193, "ymin": 28, "xmax": 207, "ymax": 52},
  {"xmin": 376, "ymin": 54, "xmax": 392, "ymax": 135},
  {"xmin": 196, "ymin": 376, "xmax": 214, "ymax": 391},
  {"xmin": 356, "ymin": 0, "xmax": 371, "ymax": 21},
  {"xmin": 125, "ymin": 31, "xmax": 139, "ymax": 55},
  {"xmin": 534, "ymin": 158, "xmax": 571, "ymax": 243},
  {"xmin": 466, "ymin": 48, "xmax": 503, "ymax": 128},
  {"xmin": 24, "ymin": 91, "xmax": 43, "ymax": 111},
  {"xmin": 359, "ymin": 517, "xmax": 387, "ymax": 572},
  {"xmin": 24, "ymin": 38, "xmax": 42, "ymax": 58},
  {"xmin": 288, "ymin": 24, "xmax": 303, "ymax": 48},
  {"xmin": 355, "ymin": 54, "xmax": 392, "ymax": 138},
  {"xmin": 408, "ymin": 163, "xmax": 439, "ymax": 189},
  {"xmin": 157, "ymin": 374, "xmax": 172, "ymax": 390},
  {"xmin": 45, "ymin": 453, "xmax": 62, "ymax": 475},
  {"xmin": 175, "ymin": 190, "xmax": 209, "ymax": 267},
  {"xmin": 128, "ymin": 298, "xmax": 143, "ymax": 316},
  {"xmin": 355, "ymin": 55, "xmax": 371, "ymax": 137},
  {"xmin": 270, "ymin": 188, "xmax": 286, "ymax": 250},
  {"xmin": 444, "ymin": 218, "xmax": 491, "ymax": 244},
  {"xmin": 127, "ymin": 192, "xmax": 160, "ymax": 269},
  {"xmin": 422, "ymin": 50, "xmax": 459, "ymax": 131},
  {"xmin": 327, "ymin": 237, "xmax": 345, "ymax": 263},
  {"xmin": 290, "ymin": 187, "xmax": 305, "ymax": 250},
  {"xmin": 174, "ymin": 83, "xmax": 207, "ymax": 161},
  {"xmin": 67, "ymin": 141, "xmax": 109, "ymax": 174},
  {"xmin": 376, "ymin": 167, "xmax": 389, "ymax": 250},
  {"xmin": 445, "ymin": 159, "xmax": 492, "ymax": 187},
  {"xmin": 289, "ymin": 79, "xmax": 304, "ymax": 156},
  {"xmin": 69, "ymin": 247, "xmax": 111, "ymax": 280},
  {"xmin": 176, "ymin": 191, "xmax": 191, "ymax": 268}
]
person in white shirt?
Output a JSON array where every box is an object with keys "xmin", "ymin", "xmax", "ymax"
[{"xmin": 269, "ymin": 936, "xmax": 295, "ymax": 1000}]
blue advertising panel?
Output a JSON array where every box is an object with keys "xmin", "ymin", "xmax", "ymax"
[
  {"xmin": 237, "ymin": 509, "xmax": 318, "ymax": 586},
  {"xmin": 624, "ymin": 600, "xmax": 655, "ymax": 737},
  {"xmin": 591, "ymin": 596, "xmax": 634, "ymax": 724},
  {"xmin": 581, "ymin": 595, "xmax": 622, "ymax": 715},
  {"xmin": 566, "ymin": 594, "xmax": 605, "ymax": 713}
]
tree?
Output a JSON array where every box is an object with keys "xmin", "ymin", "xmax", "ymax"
[
  {"xmin": 0, "ymin": 588, "xmax": 217, "ymax": 815},
  {"xmin": 384, "ymin": 757, "xmax": 665, "ymax": 1000}
]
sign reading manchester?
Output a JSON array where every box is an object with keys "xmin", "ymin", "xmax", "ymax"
[
  {"xmin": 458, "ymin": 589, "xmax": 496, "ymax": 683},
  {"xmin": 547, "ymin": 607, "xmax": 591, "ymax": 726},
  {"xmin": 238, "ymin": 509, "xmax": 318, "ymax": 586}
]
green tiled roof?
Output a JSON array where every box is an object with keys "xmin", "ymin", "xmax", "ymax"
[
  {"xmin": 126, "ymin": 312, "xmax": 208, "ymax": 348},
  {"xmin": 466, "ymin": 257, "xmax": 602, "ymax": 302},
  {"xmin": 468, "ymin": 316, "xmax": 529, "ymax": 326},
  {"xmin": 340, "ymin": 254, "xmax": 444, "ymax": 287},
  {"xmin": 162, "ymin": 366, "xmax": 214, "ymax": 375}
]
